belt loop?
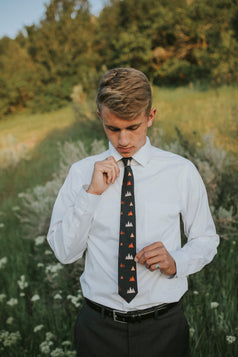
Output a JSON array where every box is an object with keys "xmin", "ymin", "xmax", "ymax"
[
  {"xmin": 154, "ymin": 310, "xmax": 159, "ymax": 320},
  {"xmin": 100, "ymin": 306, "xmax": 105, "ymax": 319}
]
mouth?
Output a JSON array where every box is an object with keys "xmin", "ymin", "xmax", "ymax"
[{"xmin": 117, "ymin": 146, "xmax": 133, "ymax": 153}]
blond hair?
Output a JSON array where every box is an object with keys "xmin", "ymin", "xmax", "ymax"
[{"xmin": 96, "ymin": 68, "xmax": 152, "ymax": 120}]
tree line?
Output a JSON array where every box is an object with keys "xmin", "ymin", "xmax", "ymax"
[{"xmin": 0, "ymin": 0, "xmax": 237, "ymax": 118}]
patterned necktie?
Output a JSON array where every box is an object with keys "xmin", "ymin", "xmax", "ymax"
[{"xmin": 118, "ymin": 157, "xmax": 138, "ymax": 303}]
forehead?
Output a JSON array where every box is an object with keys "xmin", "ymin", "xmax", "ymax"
[{"xmin": 101, "ymin": 106, "xmax": 147, "ymax": 128}]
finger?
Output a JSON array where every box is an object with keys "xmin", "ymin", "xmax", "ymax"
[
  {"xmin": 145, "ymin": 254, "xmax": 166, "ymax": 267},
  {"xmin": 149, "ymin": 263, "xmax": 162, "ymax": 272},
  {"xmin": 137, "ymin": 247, "xmax": 164, "ymax": 265},
  {"xmin": 104, "ymin": 160, "xmax": 120, "ymax": 181},
  {"xmin": 135, "ymin": 242, "xmax": 165, "ymax": 263}
]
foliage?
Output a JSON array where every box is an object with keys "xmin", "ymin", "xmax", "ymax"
[
  {"xmin": 0, "ymin": 135, "xmax": 30, "ymax": 169},
  {"xmin": 0, "ymin": 37, "xmax": 36, "ymax": 116},
  {"xmin": 1, "ymin": 0, "xmax": 238, "ymax": 116}
]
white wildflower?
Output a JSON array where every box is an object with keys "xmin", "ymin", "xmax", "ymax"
[
  {"xmin": 0, "ymin": 257, "xmax": 7, "ymax": 268},
  {"xmin": 7, "ymin": 298, "xmax": 18, "ymax": 306},
  {"xmin": 18, "ymin": 192, "xmax": 25, "ymax": 198},
  {"xmin": 6, "ymin": 317, "xmax": 14, "ymax": 325},
  {"xmin": 211, "ymin": 302, "xmax": 219, "ymax": 309},
  {"xmin": 50, "ymin": 348, "xmax": 64, "ymax": 357},
  {"xmin": 34, "ymin": 324, "xmax": 44, "ymax": 333},
  {"xmin": 37, "ymin": 263, "xmax": 44, "ymax": 268},
  {"xmin": 40, "ymin": 340, "xmax": 53, "ymax": 354},
  {"xmin": 17, "ymin": 275, "xmax": 28, "ymax": 290},
  {"xmin": 46, "ymin": 332, "xmax": 54, "ymax": 341},
  {"xmin": 45, "ymin": 249, "xmax": 53, "ymax": 255},
  {"xmin": 54, "ymin": 293, "xmax": 62, "ymax": 300},
  {"xmin": 31, "ymin": 294, "xmax": 40, "ymax": 302},
  {"xmin": 193, "ymin": 291, "xmax": 199, "ymax": 295},
  {"xmin": 62, "ymin": 340, "xmax": 71, "ymax": 347},
  {"xmin": 0, "ymin": 330, "xmax": 21, "ymax": 347},
  {"xmin": 189, "ymin": 327, "xmax": 195, "ymax": 337},
  {"xmin": 226, "ymin": 335, "xmax": 236, "ymax": 344},
  {"xmin": 0, "ymin": 223, "xmax": 5, "ymax": 228},
  {"xmin": 45, "ymin": 263, "xmax": 63, "ymax": 278},
  {"xmin": 0, "ymin": 293, "xmax": 6, "ymax": 302},
  {"xmin": 67, "ymin": 295, "xmax": 81, "ymax": 308},
  {"xmin": 20, "ymin": 292, "xmax": 25, "ymax": 297},
  {"xmin": 35, "ymin": 235, "xmax": 45, "ymax": 246}
]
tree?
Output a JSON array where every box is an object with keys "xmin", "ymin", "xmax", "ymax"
[
  {"xmin": 25, "ymin": 0, "xmax": 96, "ymax": 111},
  {"xmin": 0, "ymin": 37, "xmax": 36, "ymax": 117}
]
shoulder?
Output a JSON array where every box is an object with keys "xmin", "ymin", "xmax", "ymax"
[
  {"xmin": 150, "ymin": 145, "xmax": 195, "ymax": 169},
  {"xmin": 149, "ymin": 145, "xmax": 203, "ymax": 184}
]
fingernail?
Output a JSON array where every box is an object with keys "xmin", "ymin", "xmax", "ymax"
[{"xmin": 134, "ymin": 257, "xmax": 138, "ymax": 262}]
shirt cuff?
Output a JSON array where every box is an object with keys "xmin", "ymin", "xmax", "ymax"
[
  {"xmin": 169, "ymin": 249, "xmax": 187, "ymax": 278},
  {"xmin": 74, "ymin": 186, "xmax": 101, "ymax": 215}
]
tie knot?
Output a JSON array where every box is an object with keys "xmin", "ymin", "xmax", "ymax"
[{"xmin": 122, "ymin": 157, "xmax": 132, "ymax": 167}]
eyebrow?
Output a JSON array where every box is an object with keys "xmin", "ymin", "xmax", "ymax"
[{"xmin": 105, "ymin": 123, "xmax": 143, "ymax": 130}]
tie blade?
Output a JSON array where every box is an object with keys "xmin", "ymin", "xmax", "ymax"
[
  {"xmin": 119, "ymin": 156, "xmax": 137, "ymax": 303},
  {"xmin": 119, "ymin": 290, "xmax": 138, "ymax": 303}
]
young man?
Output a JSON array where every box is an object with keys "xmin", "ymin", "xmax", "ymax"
[{"xmin": 47, "ymin": 68, "xmax": 219, "ymax": 357}]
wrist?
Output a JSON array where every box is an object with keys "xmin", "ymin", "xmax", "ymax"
[{"xmin": 86, "ymin": 186, "xmax": 102, "ymax": 195}]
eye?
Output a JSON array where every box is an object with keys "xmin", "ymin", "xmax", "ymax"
[
  {"xmin": 107, "ymin": 126, "xmax": 120, "ymax": 132},
  {"xmin": 128, "ymin": 125, "xmax": 140, "ymax": 131}
]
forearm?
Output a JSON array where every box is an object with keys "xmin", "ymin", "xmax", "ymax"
[
  {"xmin": 47, "ymin": 187, "xmax": 100, "ymax": 264},
  {"xmin": 170, "ymin": 233, "xmax": 219, "ymax": 278}
]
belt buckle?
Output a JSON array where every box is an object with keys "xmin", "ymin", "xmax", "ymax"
[{"xmin": 113, "ymin": 309, "xmax": 128, "ymax": 324}]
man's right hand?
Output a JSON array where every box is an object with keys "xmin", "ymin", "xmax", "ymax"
[{"xmin": 87, "ymin": 156, "xmax": 120, "ymax": 195}]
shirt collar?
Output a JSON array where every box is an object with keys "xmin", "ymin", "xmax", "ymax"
[{"xmin": 108, "ymin": 137, "xmax": 152, "ymax": 167}]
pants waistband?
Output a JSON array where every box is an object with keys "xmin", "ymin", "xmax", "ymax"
[{"xmin": 85, "ymin": 298, "xmax": 180, "ymax": 323}]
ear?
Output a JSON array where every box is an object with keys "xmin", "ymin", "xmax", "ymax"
[
  {"xmin": 97, "ymin": 110, "xmax": 102, "ymax": 120},
  {"xmin": 147, "ymin": 108, "xmax": 156, "ymax": 128}
]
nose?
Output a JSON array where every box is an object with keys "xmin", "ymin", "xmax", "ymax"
[{"xmin": 119, "ymin": 130, "xmax": 130, "ymax": 146}]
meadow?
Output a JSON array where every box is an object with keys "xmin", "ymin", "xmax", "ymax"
[{"xmin": 0, "ymin": 85, "xmax": 237, "ymax": 356}]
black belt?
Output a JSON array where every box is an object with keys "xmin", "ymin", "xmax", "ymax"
[{"xmin": 85, "ymin": 298, "xmax": 179, "ymax": 323}]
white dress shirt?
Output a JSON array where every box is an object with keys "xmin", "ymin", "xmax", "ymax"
[{"xmin": 47, "ymin": 137, "xmax": 219, "ymax": 311}]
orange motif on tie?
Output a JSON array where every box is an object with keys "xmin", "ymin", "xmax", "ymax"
[{"xmin": 118, "ymin": 157, "xmax": 138, "ymax": 303}]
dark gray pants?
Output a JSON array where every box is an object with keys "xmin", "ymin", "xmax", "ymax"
[{"xmin": 74, "ymin": 300, "xmax": 189, "ymax": 357}]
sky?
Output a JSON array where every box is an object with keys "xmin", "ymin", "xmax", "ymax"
[{"xmin": 0, "ymin": 0, "xmax": 106, "ymax": 39}]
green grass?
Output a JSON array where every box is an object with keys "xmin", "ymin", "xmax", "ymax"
[
  {"xmin": 152, "ymin": 85, "xmax": 238, "ymax": 155},
  {"xmin": 0, "ymin": 86, "xmax": 237, "ymax": 355},
  {"xmin": 0, "ymin": 106, "xmax": 75, "ymax": 151}
]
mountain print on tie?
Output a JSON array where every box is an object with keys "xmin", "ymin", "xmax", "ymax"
[{"xmin": 118, "ymin": 158, "xmax": 138, "ymax": 303}]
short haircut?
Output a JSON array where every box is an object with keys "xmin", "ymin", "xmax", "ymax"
[{"xmin": 96, "ymin": 68, "xmax": 152, "ymax": 120}]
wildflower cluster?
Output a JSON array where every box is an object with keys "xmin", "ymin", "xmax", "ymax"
[
  {"xmin": 39, "ymin": 332, "xmax": 76, "ymax": 356},
  {"xmin": 45, "ymin": 263, "xmax": 64, "ymax": 279},
  {"xmin": 67, "ymin": 290, "xmax": 83, "ymax": 308},
  {"xmin": 0, "ymin": 257, "xmax": 7, "ymax": 269},
  {"xmin": 17, "ymin": 275, "xmax": 28, "ymax": 290},
  {"xmin": 0, "ymin": 330, "xmax": 21, "ymax": 348}
]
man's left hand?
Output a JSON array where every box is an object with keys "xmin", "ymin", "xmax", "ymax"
[{"xmin": 135, "ymin": 242, "xmax": 176, "ymax": 276}]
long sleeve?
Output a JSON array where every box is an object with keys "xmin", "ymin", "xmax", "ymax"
[
  {"xmin": 170, "ymin": 163, "xmax": 219, "ymax": 278},
  {"xmin": 47, "ymin": 165, "xmax": 101, "ymax": 264}
]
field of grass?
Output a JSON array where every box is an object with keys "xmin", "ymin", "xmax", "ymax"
[
  {"xmin": 0, "ymin": 86, "xmax": 237, "ymax": 356},
  {"xmin": 0, "ymin": 106, "xmax": 75, "ymax": 151},
  {"xmin": 152, "ymin": 85, "xmax": 238, "ymax": 155}
]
